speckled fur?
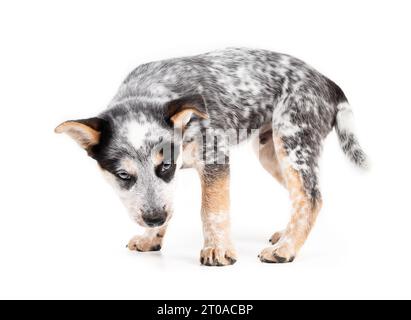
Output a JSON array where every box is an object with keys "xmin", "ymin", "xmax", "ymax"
[{"xmin": 56, "ymin": 48, "xmax": 368, "ymax": 266}]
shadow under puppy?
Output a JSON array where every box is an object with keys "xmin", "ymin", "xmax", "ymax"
[{"xmin": 56, "ymin": 48, "xmax": 368, "ymax": 266}]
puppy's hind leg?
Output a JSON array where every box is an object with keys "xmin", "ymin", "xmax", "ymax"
[
  {"xmin": 259, "ymin": 134, "xmax": 323, "ymax": 263},
  {"xmin": 252, "ymin": 127, "xmax": 286, "ymax": 188},
  {"xmin": 127, "ymin": 225, "xmax": 167, "ymax": 252},
  {"xmin": 252, "ymin": 129, "xmax": 285, "ymax": 244}
]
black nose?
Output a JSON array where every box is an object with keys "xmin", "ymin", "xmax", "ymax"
[{"xmin": 142, "ymin": 211, "xmax": 167, "ymax": 227}]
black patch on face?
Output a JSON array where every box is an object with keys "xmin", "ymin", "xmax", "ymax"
[
  {"xmin": 87, "ymin": 118, "xmax": 113, "ymax": 162},
  {"xmin": 85, "ymin": 118, "xmax": 138, "ymax": 190},
  {"xmin": 155, "ymin": 162, "xmax": 176, "ymax": 183},
  {"xmin": 97, "ymin": 153, "xmax": 137, "ymax": 190},
  {"xmin": 154, "ymin": 142, "xmax": 178, "ymax": 183}
]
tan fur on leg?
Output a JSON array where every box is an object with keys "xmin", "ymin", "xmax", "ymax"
[
  {"xmin": 253, "ymin": 132, "xmax": 286, "ymax": 248},
  {"xmin": 128, "ymin": 225, "xmax": 167, "ymax": 252},
  {"xmin": 252, "ymin": 129, "xmax": 285, "ymax": 187},
  {"xmin": 259, "ymin": 136, "xmax": 322, "ymax": 263},
  {"xmin": 198, "ymin": 168, "xmax": 237, "ymax": 266}
]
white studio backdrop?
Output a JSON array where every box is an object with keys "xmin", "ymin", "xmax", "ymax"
[{"xmin": 0, "ymin": 0, "xmax": 410, "ymax": 299}]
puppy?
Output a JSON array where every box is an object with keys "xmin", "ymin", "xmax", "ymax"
[{"xmin": 56, "ymin": 48, "xmax": 368, "ymax": 266}]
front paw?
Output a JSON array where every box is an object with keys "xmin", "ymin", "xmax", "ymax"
[
  {"xmin": 127, "ymin": 235, "xmax": 162, "ymax": 252},
  {"xmin": 258, "ymin": 244, "xmax": 296, "ymax": 264},
  {"xmin": 200, "ymin": 247, "xmax": 237, "ymax": 267}
]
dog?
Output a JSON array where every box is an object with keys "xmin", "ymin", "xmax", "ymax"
[{"xmin": 55, "ymin": 48, "xmax": 368, "ymax": 266}]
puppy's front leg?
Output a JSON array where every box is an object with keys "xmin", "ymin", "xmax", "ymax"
[
  {"xmin": 198, "ymin": 164, "xmax": 237, "ymax": 266},
  {"xmin": 127, "ymin": 226, "xmax": 167, "ymax": 252}
]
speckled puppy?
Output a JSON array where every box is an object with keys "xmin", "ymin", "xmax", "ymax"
[{"xmin": 56, "ymin": 48, "xmax": 368, "ymax": 266}]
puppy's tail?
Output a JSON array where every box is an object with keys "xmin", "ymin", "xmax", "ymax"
[{"xmin": 335, "ymin": 102, "xmax": 370, "ymax": 170}]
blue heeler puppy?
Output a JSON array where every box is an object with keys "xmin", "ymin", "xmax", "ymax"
[{"xmin": 56, "ymin": 48, "xmax": 368, "ymax": 266}]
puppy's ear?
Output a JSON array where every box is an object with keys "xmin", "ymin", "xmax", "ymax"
[
  {"xmin": 165, "ymin": 94, "xmax": 208, "ymax": 128},
  {"xmin": 55, "ymin": 117, "xmax": 107, "ymax": 150}
]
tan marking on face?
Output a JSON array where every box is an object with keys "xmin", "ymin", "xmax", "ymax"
[
  {"xmin": 55, "ymin": 121, "xmax": 100, "ymax": 149},
  {"xmin": 120, "ymin": 158, "xmax": 138, "ymax": 176},
  {"xmin": 153, "ymin": 149, "xmax": 164, "ymax": 166}
]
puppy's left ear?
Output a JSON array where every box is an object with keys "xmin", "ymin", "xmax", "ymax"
[
  {"xmin": 165, "ymin": 94, "xmax": 208, "ymax": 128},
  {"xmin": 55, "ymin": 117, "xmax": 108, "ymax": 150}
]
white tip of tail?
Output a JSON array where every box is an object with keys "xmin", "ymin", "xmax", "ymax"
[{"xmin": 335, "ymin": 103, "xmax": 370, "ymax": 170}]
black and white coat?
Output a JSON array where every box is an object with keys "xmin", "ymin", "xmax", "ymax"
[{"xmin": 56, "ymin": 48, "xmax": 368, "ymax": 266}]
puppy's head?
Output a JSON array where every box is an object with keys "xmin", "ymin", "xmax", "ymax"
[{"xmin": 55, "ymin": 95, "xmax": 207, "ymax": 228}]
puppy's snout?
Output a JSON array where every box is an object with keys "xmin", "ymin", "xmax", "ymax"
[{"xmin": 142, "ymin": 210, "xmax": 167, "ymax": 227}]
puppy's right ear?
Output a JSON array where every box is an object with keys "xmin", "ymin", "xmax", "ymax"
[
  {"xmin": 55, "ymin": 117, "xmax": 108, "ymax": 151},
  {"xmin": 165, "ymin": 94, "xmax": 208, "ymax": 129}
]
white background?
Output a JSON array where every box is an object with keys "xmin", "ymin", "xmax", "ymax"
[{"xmin": 0, "ymin": 0, "xmax": 410, "ymax": 300}]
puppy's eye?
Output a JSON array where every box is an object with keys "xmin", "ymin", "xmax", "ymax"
[
  {"xmin": 161, "ymin": 161, "xmax": 172, "ymax": 172},
  {"xmin": 116, "ymin": 170, "xmax": 131, "ymax": 180},
  {"xmin": 155, "ymin": 160, "xmax": 176, "ymax": 182}
]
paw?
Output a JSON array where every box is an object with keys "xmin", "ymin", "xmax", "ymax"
[
  {"xmin": 200, "ymin": 247, "xmax": 237, "ymax": 267},
  {"xmin": 269, "ymin": 231, "xmax": 283, "ymax": 244},
  {"xmin": 258, "ymin": 244, "xmax": 295, "ymax": 264},
  {"xmin": 127, "ymin": 236, "xmax": 162, "ymax": 252}
]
